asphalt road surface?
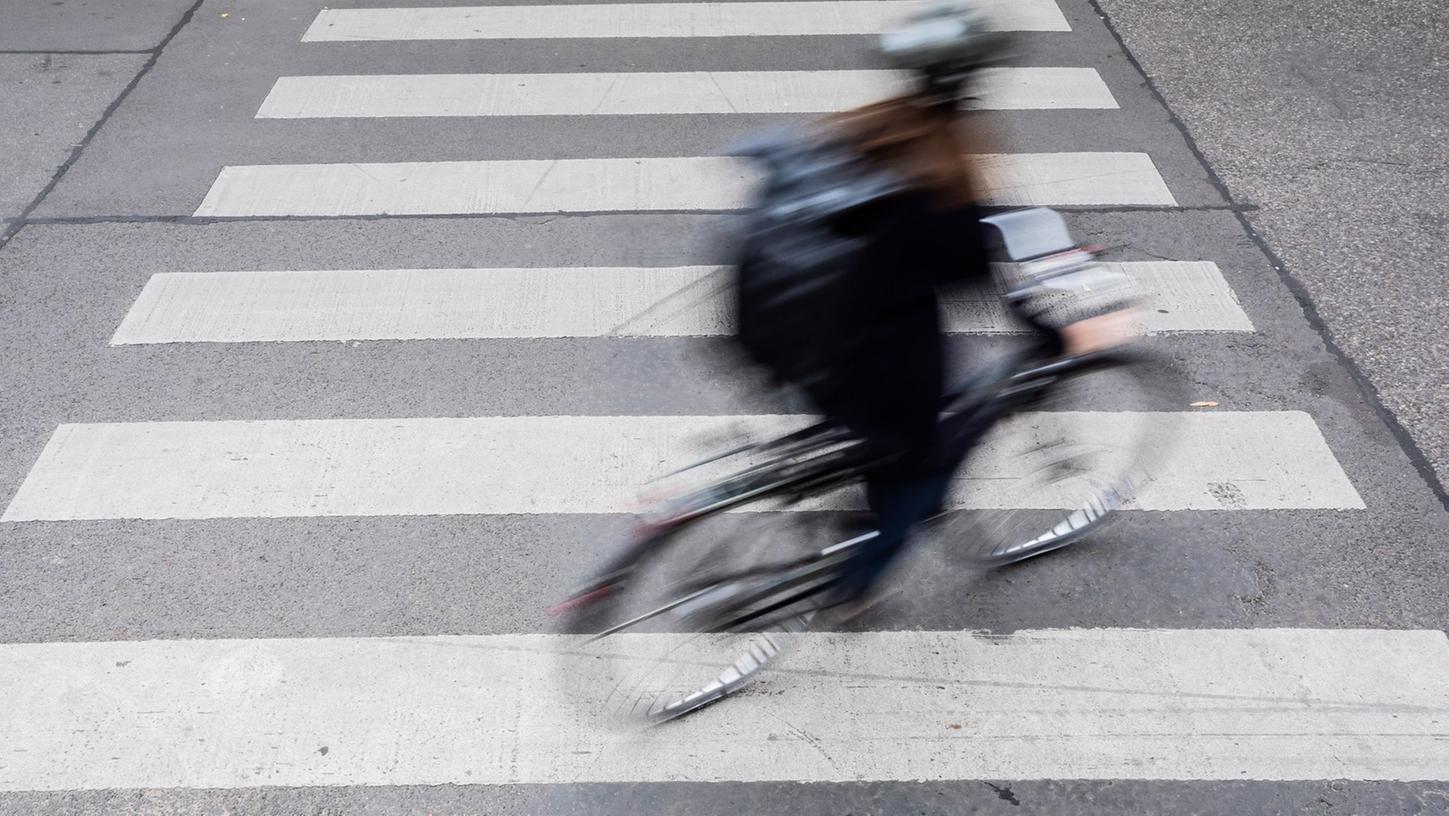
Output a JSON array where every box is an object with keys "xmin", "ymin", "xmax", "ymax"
[{"xmin": 1, "ymin": 0, "xmax": 1447, "ymax": 813}]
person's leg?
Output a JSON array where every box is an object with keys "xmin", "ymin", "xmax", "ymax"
[
  {"xmin": 833, "ymin": 463, "xmax": 954, "ymax": 600},
  {"xmin": 806, "ymin": 287, "xmax": 956, "ymax": 602}
]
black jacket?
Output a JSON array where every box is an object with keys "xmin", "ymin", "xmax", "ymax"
[{"xmin": 805, "ymin": 191, "xmax": 991, "ymax": 469}]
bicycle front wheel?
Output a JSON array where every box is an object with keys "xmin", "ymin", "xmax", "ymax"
[{"xmin": 951, "ymin": 348, "xmax": 1185, "ymax": 566}]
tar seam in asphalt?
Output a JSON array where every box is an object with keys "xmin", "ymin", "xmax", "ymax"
[{"xmin": 0, "ymin": 0, "xmax": 208, "ymax": 250}]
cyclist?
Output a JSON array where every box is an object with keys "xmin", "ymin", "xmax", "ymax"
[
  {"xmin": 548, "ymin": 2, "xmax": 1144, "ymax": 726},
  {"xmin": 738, "ymin": 1, "xmax": 1131, "ymax": 606}
]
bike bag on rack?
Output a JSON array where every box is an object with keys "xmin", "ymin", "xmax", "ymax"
[
  {"xmin": 729, "ymin": 128, "xmax": 906, "ymax": 390},
  {"xmin": 981, "ymin": 207, "xmax": 1136, "ymax": 331}
]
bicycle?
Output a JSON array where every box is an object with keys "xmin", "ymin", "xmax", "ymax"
[{"xmin": 549, "ymin": 207, "xmax": 1184, "ymax": 726}]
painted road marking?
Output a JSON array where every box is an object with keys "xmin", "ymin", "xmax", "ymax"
[
  {"xmin": 2, "ymin": 412, "xmax": 1361, "ymax": 521},
  {"xmin": 2, "ymin": 628, "xmax": 1443, "ymax": 790},
  {"xmin": 301, "ymin": 1, "xmax": 1071, "ymax": 42},
  {"xmin": 256, "ymin": 68, "xmax": 1117, "ymax": 118},
  {"xmin": 110, "ymin": 262, "xmax": 1250, "ymax": 344},
  {"xmin": 193, "ymin": 154, "xmax": 1176, "ymax": 216}
]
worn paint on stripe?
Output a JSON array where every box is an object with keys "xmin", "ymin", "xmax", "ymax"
[
  {"xmin": 255, "ymin": 68, "xmax": 1117, "ymax": 118},
  {"xmin": 193, "ymin": 157, "xmax": 752, "ymax": 216},
  {"xmin": 301, "ymin": 1, "xmax": 1071, "ymax": 42},
  {"xmin": 109, "ymin": 262, "xmax": 1249, "ymax": 345},
  {"xmin": 0, "ymin": 412, "xmax": 1360, "ymax": 521},
  {"xmin": 192, "ymin": 154, "xmax": 1175, "ymax": 217},
  {"xmin": 2, "ymin": 629, "xmax": 1445, "ymax": 790}
]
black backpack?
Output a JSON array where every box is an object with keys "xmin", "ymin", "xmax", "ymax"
[{"xmin": 731, "ymin": 130, "xmax": 904, "ymax": 390}]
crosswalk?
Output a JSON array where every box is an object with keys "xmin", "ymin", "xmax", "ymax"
[
  {"xmin": 193, "ymin": 153, "xmax": 1176, "ymax": 216},
  {"xmin": 299, "ymin": 1, "xmax": 1073, "ymax": 42},
  {"xmin": 2, "ymin": 0, "xmax": 1439, "ymax": 806},
  {"xmin": 110, "ymin": 261, "xmax": 1251, "ymax": 343},
  {"xmin": 255, "ymin": 68, "xmax": 1119, "ymax": 117},
  {"xmin": 1, "ymin": 412, "xmax": 1360, "ymax": 521},
  {"xmin": 6, "ymin": 629, "xmax": 1447, "ymax": 790}
]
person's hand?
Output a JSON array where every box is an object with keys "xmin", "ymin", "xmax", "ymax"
[{"xmin": 1059, "ymin": 308, "xmax": 1139, "ymax": 355}]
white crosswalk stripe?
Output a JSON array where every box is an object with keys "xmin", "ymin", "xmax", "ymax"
[
  {"xmin": 0, "ymin": 412, "xmax": 1361, "ymax": 522},
  {"xmin": 256, "ymin": 68, "xmax": 1118, "ymax": 118},
  {"xmin": 4, "ymin": 629, "xmax": 1445, "ymax": 791},
  {"xmin": 110, "ymin": 262, "xmax": 1250, "ymax": 344},
  {"xmin": 193, "ymin": 153, "xmax": 1176, "ymax": 217},
  {"xmin": 301, "ymin": 0, "xmax": 1072, "ymax": 42}
]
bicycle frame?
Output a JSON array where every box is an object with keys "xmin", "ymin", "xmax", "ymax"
[{"xmin": 552, "ymin": 207, "xmax": 1132, "ymax": 617}]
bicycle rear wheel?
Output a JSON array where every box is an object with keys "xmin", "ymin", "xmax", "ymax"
[
  {"xmin": 951, "ymin": 349, "xmax": 1185, "ymax": 565},
  {"xmin": 554, "ymin": 508, "xmax": 858, "ymax": 727}
]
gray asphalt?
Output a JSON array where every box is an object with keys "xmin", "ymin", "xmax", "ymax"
[
  {"xmin": 0, "ymin": 0, "xmax": 194, "ymax": 51},
  {"xmin": 0, "ymin": 53, "xmax": 145, "ymax": 219},
  {"xmin": 9, "ymin": 780, "xmax": 1449, "ymax": 816},
  {"xmin": 1, "ymin": 0, "xmax": 1447, "ymax": 812},
  {"xmin": 1099, "ymin": 0, "xmax": 1449, "ymax": 498}
]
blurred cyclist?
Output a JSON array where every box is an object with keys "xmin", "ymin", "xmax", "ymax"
[{"xmin": 733, "ymin": 1, "xmax": 1129, "ymax": 605}]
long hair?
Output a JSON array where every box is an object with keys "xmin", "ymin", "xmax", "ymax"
[{"xmin": 827, "ymin": 94, "xmax": 985, "ymax": 207}]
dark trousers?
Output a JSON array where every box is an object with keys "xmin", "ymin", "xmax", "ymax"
[
  {"xmin": 834, "ymin": 466, "xmax": 955, "ymax": 598},
  {"xmin": 827, "ymin": 391, "xmax": 993, "ymax": 600}
]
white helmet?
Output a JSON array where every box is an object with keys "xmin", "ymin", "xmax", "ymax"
[{"xmin": 878, "ymin": 1, "xmax": 1013, "ymax": 99}]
